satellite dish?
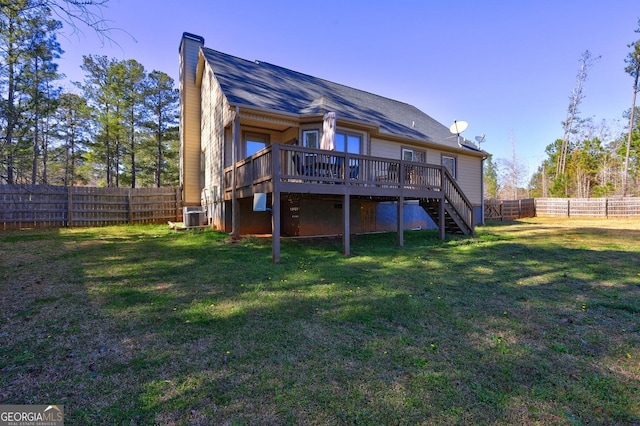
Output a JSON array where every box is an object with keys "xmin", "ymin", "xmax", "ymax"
[
  {"xmin": 449, "ymin": 120, "xmax": 468, "ymax": 135},
  {"xmin": 475, "ymin": 134, "xmax": 486, "ymax": 146}
]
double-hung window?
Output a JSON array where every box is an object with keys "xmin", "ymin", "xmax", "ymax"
[
  {"xmin": 334, "ymin": 132, "xmax": 361, "ymax": 155},
  {"xmin": 302, "ymin": 130, "xmax": 319, "ymax": 149},
  {"xmin": 442, "ymin": 155, "xmax": 457, "ymax": 179},
  {"xmin": 402, "ymin": 147, "xmax": 426, "ymax": 163}
]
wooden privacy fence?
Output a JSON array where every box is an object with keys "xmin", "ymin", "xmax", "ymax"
[
  {"xmin": 484, "ymin": 199, "xmax": 536, "ymax": 220},
  {"xmin": 0, "ymin": 185, "xmax": 182, "ymax": 229},
  {"xmin": 535, "ymin": 197, "xmax": 640, "ymax": 218},
  {"xmin": 485, "ymin": 197, "xmax": 640, "ymax": 220}
]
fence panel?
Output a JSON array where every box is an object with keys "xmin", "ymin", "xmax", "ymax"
[
  {"xmin": 1, "ymin": 185, "xmax": 182, "ymax": 230},
  {"xmin": 488, "ymin": 198, "xmax": 640, "ymax": 220},
  {"xmin": 501, "ymin": 200, "xmax": 521, "ymax": 220},
  {"xmin": 520, "ymin": 199, "xmax": 536, "ymax": 218},
  {"xmin": 568, "ymin": 198, "xmax": 606, "ymax": 217},
  {"xmin": 0, "ymin": 185, "xmax": 67, "ymax": 229},
  {"xmin": 607, "ymin": 198, "xmax": 640, "ymax": 217},
  {"xmin": 535, "ymin": 199, "xmax": 569, "ymax": 217},
  {"xmin": 485, "ymin": 199, "xmax": 536, "ymax": 221}
]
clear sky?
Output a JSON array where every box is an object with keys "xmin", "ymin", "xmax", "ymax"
[{"xmin": 56, "ymin": 0, "xmax": 639, "ymax": 181}]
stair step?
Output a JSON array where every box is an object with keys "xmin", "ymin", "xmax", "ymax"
[{"xmin": 419, "ymin": 198, "xmax": 472, "ymax": 236}]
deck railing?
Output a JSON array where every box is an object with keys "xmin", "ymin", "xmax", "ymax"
[
  {"xmin": 223, "ymin": 144, "xmax": 474, "ymax": 233},
  {"xmin": 441, "ymin": 168, "xmax": 474, "ymax": 232},
  {"xmin": 224, "ymin": 144, "xmax": 447, "ymax": 191}
]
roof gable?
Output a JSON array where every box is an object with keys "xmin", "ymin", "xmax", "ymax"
[{"xmin": 201, "ymin": 47, "xmax": 484, "ymax": 153}]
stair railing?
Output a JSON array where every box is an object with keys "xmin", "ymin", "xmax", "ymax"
[{"xmin": 441, "ymin": 167, "xmax": 474, "ymax": 235}]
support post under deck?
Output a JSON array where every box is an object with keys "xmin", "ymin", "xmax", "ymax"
[
  {"xmin": 343, "ymin": 193, "xmax": 350, "ymax": 255},
  {"xmin": 439, "ymin": 197, "xmax": 446, "ymax": 241},
  {"xmin": 272, "ymin": 144, "xmax": 281, "ymax": 263},
  {"xmin": 397, "ymin": 195, "xmax": 404, "ymax": 247}
]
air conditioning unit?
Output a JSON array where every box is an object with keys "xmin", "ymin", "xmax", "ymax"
[{"xmin": 183, "ymin": 206, "xmax": 205, "ymax": 227}]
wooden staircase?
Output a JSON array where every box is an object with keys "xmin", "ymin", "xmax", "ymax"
[
  {"xmin": 419, "ymin": 169, "xmax": 474, "ymax": 237},
  {"xmin": 419, "ymin": 198, "xmax": 473, "ymax": 235}
]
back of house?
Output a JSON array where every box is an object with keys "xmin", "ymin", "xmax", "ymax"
[{"xmin": 178, "ymin": 32, "xmax": 487, "ymax": 241}]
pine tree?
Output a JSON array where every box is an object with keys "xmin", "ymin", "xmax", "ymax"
[
  {"xmin": 0, "ymin": 0, "xmax": 64, "ymax": 184},
  {"xmin": 79, "ymin": 55, "xmax": 125, "ymax": 186},
  {"xmin": 51, "ymin": 93, "xmax": 92, "ymax": 185},
  {"xmin": 0, "ymin": 0, "xmax": 32, "ymax": 183},
  {"xmin": 22, "ymin": 6, "xmax": 63, "ymax": 183},
  {"xmin": 144, "ymin": 70, "xmax": 179, "ymax": 187}
]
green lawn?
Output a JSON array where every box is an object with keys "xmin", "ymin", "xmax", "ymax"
[{"xmin": 1, "ymin": 218, "xmax": 639, "ymax": 425}]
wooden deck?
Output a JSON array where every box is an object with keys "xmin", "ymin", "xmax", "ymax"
[{"xmin": 223, "ymin": 144, "xmax": 475, "ymax": 262}]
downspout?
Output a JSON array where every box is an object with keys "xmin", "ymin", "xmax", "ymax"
[{"xmin": 481, "ymin": 156, "xmax": 486, "ymax": 225}]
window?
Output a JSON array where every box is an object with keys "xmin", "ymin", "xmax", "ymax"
[
  {"xmin": 302, "ymin": 130, "xmax": 319, "ymax": 149},
  {"xmin": 442, "ymin": 155, "xmax": 457, "ymax": 179},
  {"xmin": 244, "ymin": 132, "xmax": 269, "ymax": 158},
  {"xmin": 334, "ymin": 132, "xmax": 361, "ymax": 154},
  {"xmin": 402, "ymin": 147, "xmax": 426, "ymax": 162}
]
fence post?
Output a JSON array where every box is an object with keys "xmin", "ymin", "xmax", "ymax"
[
  {"xmin": 67, "ymin": 185, "xmax": 73, "ymax": 227},
  {"xmin": 518, "ymin": 199, "xmax": 522, "ymax": 218},
  {"xmin": 567, "ymin": 199, "xmax": 571, "ymax": 217},
  {"xmin": 605, "ymin": 197, "xmax": 609, "ymax": 218},
  {"xmin": 175, "ymin": 187, "xmax": 181, "ymax": 221},
  {"xmin": 127, "ymin": 189, "xmax": 133, "ymax": 224}
]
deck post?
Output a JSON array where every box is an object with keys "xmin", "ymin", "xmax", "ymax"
[
  {"xmin": 231, "ymin": 106, "xmax": 240, "ymax": 238},
  {"xmin": 343, "ymin": 193, "xmax": 350, "ymax": 255},
  {"xmin": 397, "ymin": 195, "xmax": 404, "ymax": 247},
  {"xmin": 272, "ymin": 191, "xmax": 281, "ymax": 263},
  {"xmin": 272, "ymin": 145, "xmax": 281, "ymax": 263},
  {"xmin": 439, "ymin": 196, "xmax": 445, "ymax": 241}
]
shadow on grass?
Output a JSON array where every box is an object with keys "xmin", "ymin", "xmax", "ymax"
[{"xmin": 1, "ymin": 224, "xmax": 639, "ymax": 424}]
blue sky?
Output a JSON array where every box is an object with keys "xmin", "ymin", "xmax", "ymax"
[{"xmin": 57, "ymin": 0, "xmax": 639, "ymax": 181}]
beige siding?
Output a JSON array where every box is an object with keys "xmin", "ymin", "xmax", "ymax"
[
  {"xmin": 371, "ymin": 136, "xmax": 483, "ymax": 206},
  {"xmin": 179, "ymin": 36, "xmax": 203, "ymax": 205},
  {"xmin": 201, "ymin": 63, "xmax": 233, "ymax": 229},
  {"xmin": 428, "ymin": 151, "xmax": 483, "ymax": 206},
  {"xmin": 370, "ymin": 137, "xmax": 401, "ymax": 159},
  {"xmin": 456, "ymin": 154, "xmax": 483, "ymax": 205}
]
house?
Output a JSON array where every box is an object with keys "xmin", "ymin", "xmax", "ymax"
[{"xmin": 178, "ymin": 32, "xmax": 488, "ymax": 261}]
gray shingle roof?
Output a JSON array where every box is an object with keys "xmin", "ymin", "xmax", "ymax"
[{"xmin": 201, "ymin": 47, "xmax": 484, "ymax": 153}]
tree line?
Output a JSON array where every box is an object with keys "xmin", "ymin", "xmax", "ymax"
[
  {"xmin": 0, "ymin": 0, "xmax": 179, "ymax": 188},
  {"xmin": 485, "ymin": 20, "xmax": 640, "ymax": 200}
]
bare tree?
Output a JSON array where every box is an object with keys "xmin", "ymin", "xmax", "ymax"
[
  {"xmin": 498, "ymin": 133, "xmax": 528, "ymax": 199},
  {"xmin": 556, "ymin": 50, "xmax": 600, "ymax": 183},
  {"xmin": 623, "ymin": 20, "xmax": 640, "ymax": 196}
]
